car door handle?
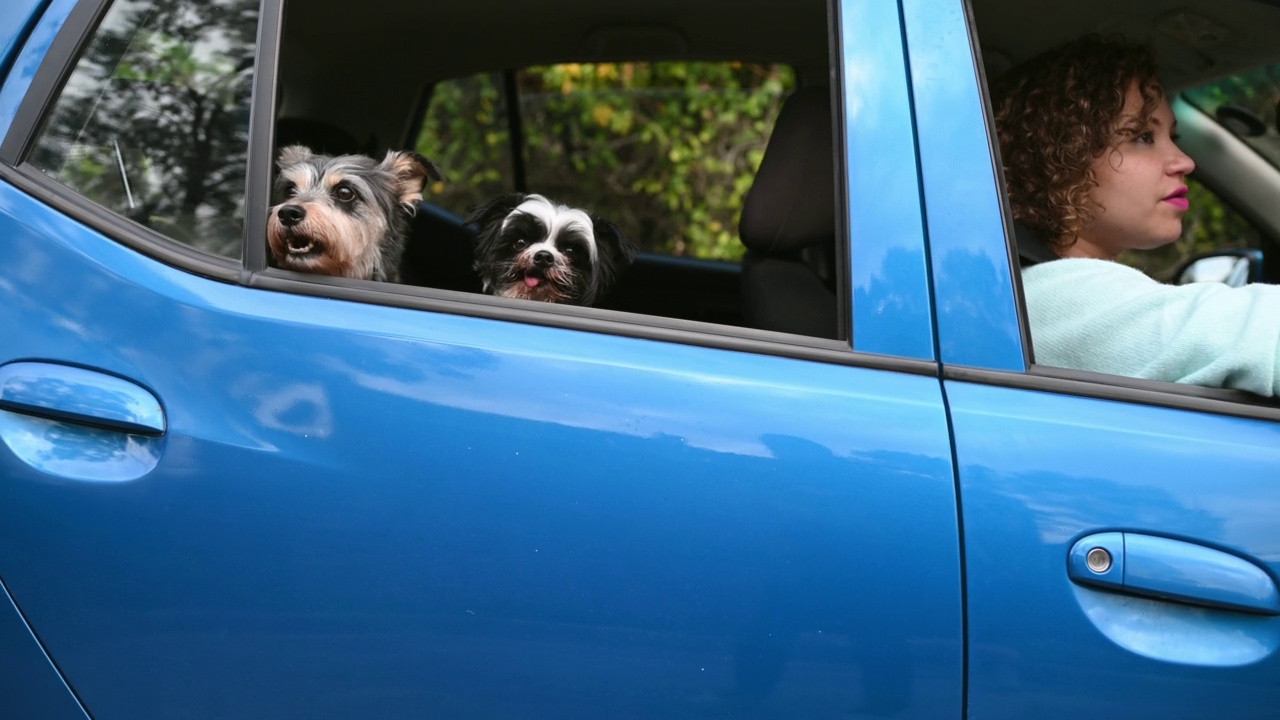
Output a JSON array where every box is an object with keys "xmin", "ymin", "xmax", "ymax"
[
  {"xmin": 1069, "ymin": 532, "xmax": 1280, "ymax": 615},
  {"xmin": 0, "ymin": 361, "xmax": 165, "ymax": 436}
]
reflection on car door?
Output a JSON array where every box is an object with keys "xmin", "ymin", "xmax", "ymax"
[
  {"xmin": 0, "ymin": 203, "xmax": 964, "ymax": 716},
  {"xmin": 950, "ymin": 384, "xmax": 1280, "ymax": 718}
]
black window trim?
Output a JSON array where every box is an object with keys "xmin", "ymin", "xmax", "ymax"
[
  {"xmin": 248, "ymin": 267, "xmax": 935, "ymax": 376},
  {"xmin": 0, "ymin": 0, "xmax": 930, "ymax": 377},
  {"xmin": 828, "ymin": 0, "xmax": 853, "ymax": 347},
  {"xmin": 945, "ymin": 363, "xmax": 1280, "ymax": 422},
  {"xmin": 243, "ymin": 0, "xmax": 284, "ymax": 275}
]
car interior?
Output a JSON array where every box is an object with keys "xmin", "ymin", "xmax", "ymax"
[
  {"xmin": 268, "ymin": 0, "xmax": 1280, "ymax": 338},
  {"xmin": 272, "ymin": 0, "xmax": 833, "ymax": 333}
]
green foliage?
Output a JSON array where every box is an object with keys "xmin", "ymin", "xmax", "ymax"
[
  {"xmin": 417, "ymin": 62, "xmax": 795, "ymax": 260},
  {"xmin": 417, "ymin": 74, "xmax": 511, "ymax": 198}
]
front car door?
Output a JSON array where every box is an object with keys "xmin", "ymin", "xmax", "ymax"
[
  {"xmin": 0, "ymin": 0, "xmax": 962, "ymax": 717},
  {"xmin": 908, "ymin": 0, "xmax": 1280, "ymax": 716}
]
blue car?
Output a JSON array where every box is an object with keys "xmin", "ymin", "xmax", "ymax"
[{"xmin": 3, "ymin": 0, "xmax": 1280, "ymax": 717}]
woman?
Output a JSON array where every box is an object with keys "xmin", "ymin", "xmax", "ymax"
[{"xmin": 993, "ymin": 34, "xmax": 1280, "ymax": 397}]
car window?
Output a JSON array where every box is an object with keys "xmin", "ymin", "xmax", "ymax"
[
  {"xmin": 26, "ymin": 0, "xmax": 258, "ymax": 259},
  {"xmin": 24, "ymin": 0, "xmax": 844, "ymax": 343},
  {"xmin": 417, "ymin": 62, "xmax": 796, "ymax": 260},
  {"xmin": 976, "ymin": 19, "xmax": 1280, "ymax": 402}
]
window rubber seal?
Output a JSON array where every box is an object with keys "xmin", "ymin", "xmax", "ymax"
[{"xmin": 945, "ymin": 363, "xmax": 1280, "ymax": 422}]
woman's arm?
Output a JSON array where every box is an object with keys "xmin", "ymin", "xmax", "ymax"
[{"xmin": 1023, "ymin": 258, "xmax": 1280, "ymax": 396}]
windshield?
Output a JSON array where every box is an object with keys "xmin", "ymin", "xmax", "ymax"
[{"xmin": 1183, "ymin": 64, "xmax": 1280, "ymax": 167}]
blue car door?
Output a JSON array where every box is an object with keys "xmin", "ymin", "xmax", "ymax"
[
  {"xmin": 0, "ymin": 0, "xmax": 962, "ymax": 717},
  {"xmin": 906, "ymin": 1, "xmax": 1280, "ymax": 717}
]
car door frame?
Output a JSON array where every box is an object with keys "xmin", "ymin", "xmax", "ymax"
[
  {"xmin": 908, "ymin": 0, "xmax": 1280, "ymax": 717},
  {"xmin": 0, "ymin": 0, "xmax": 971, "ymax": 716}
]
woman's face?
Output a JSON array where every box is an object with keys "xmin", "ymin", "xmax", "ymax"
[{"xmin": 1066, "ymin": 82, "xmax": 1196, "ymax": 260}]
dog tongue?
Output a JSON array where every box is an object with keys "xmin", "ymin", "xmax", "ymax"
[{"xmin": 524, "ymin": 275, "xmax": 541, "ymax": 288}]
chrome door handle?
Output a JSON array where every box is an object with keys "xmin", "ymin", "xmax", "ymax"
[
  {"xmin": 1069, "ymin": 532, "xmax": 1280, "ymax": 615},
  {"xmin": 0, "ymin": 361, "xmax": 165, "ymax": 436}
]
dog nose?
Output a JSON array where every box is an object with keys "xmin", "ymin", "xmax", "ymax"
[
  {"xmin": 278, "ymin": 204, "xmax": 306, "ymax": 227},
  {"xmin": 534, "ymin": 250, "xmax": 554, "ymax": 268}
]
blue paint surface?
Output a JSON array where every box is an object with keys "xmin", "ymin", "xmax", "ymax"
[
  {"xmin": 0, "ymin": 172, "xmax": 963, "ymax": 717},
  {"xmin": 2, "ymin": 0, "xmax": 1280, "ymax": 717},
  {"xmin": 842, "ymin": 0, "xmax": 935, "ymax": 360}
]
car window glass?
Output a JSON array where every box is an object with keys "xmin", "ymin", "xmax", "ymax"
[
  {"xmin": 27, "ymin": 0, "xmax": 259, "ymax": 259},
  {"xmin": 417, "ymin": 62, "xmax": 796, "ymax": 260}
]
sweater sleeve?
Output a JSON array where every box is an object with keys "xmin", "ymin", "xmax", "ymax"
[{"xmin": 1022, "ymin": 258, "xmax": 1280, "ymax": 397}]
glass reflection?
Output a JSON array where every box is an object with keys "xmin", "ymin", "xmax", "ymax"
[{"xmin": 28, "ymin": 0, "xmax": 260, "ymax": 258}]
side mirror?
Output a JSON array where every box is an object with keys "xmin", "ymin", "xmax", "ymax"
[{"xmin": 1175, "ymin": 249, "xmax": 1264, "ymax": 288}]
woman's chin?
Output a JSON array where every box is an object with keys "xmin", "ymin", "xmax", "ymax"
[{"xmin": 1135, "ymin": 229, "xmax": 1182, "ymax": 250}]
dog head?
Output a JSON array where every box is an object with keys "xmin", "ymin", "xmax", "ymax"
[
  {"xmin": 268, "ymin": 145, "xmax": 442, "ymax": 282},
  {"xmin": 467, "ymin": 193, "xmax": 637, "ymax": 306}
]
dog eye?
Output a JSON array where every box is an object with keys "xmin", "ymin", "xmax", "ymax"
[
  {"xmin": 513, "ymin": 239, "xmax": 527, "ymax": 249},
  {"xmin": 334, "ymin": 185, "xmax": 357, "ymax": 202},
  {"xmin": 563, "ymin": 246, "xmax": 577, "ymax": 256}
]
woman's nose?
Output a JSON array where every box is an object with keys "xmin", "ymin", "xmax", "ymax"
[{"xmin": 1169, "ymin": 144, "xmax": 1196, "ymax": 176}]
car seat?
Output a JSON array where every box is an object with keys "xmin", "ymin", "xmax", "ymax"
[
  {"xmin": 738, "ymin": 86, "xmax": 839, "ymax": 339},
  {"xmin": 273, "ymin": 117, "xmax": 362, "ymax": 156}
]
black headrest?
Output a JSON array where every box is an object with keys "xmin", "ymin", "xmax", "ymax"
[
  {"xmin": 739, "ymin": 87, "xmax": 835, "ymax": 254},
  {"xmin": 1014, "ymin": 221, "xmax": 1059, "ymax": 267},
  {"xmin": 274, "ymin": 117, "xmax": 361, "ymax": 157}
]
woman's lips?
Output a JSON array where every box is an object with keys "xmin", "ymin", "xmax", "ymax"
[{"xmin": 1164, "ymin": 186, "xmax": 1189, "ymax": 211}]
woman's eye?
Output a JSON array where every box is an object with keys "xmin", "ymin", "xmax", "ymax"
[
  {"xmin": 334, "ymin": 186, "xmax": 356, "ymax": 202},
  {"xmin": 1135, "ymin": 131, "xmax": 1155, "ymax": 145}
]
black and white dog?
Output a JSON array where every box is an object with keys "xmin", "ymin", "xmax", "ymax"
[
  {"xmin": 466, "ymin": 193, "xmax": 636, "ymax": 306},
  {"xmin": 268, "ymin": 144, "xmax": 442, "ymax": 282}
]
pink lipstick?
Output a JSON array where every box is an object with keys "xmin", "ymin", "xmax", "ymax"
[{"xmin": 1164, "ymin": 186, "xmax": 1189, "ymax": 211}]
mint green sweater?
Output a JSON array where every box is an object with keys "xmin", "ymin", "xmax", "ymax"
[{"xmin": 1022, "ymin": 258, "xmax": 1280, "ymax": 397}]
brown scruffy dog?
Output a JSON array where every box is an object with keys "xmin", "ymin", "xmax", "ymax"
[{"xmin": 268, "ymin": 145, "xmax": 441, "ymax": 282}]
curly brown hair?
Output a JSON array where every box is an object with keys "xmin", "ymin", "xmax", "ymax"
[{"xmin": 992, "ymin": 34, "xmax": 1163, "ymax": 249}]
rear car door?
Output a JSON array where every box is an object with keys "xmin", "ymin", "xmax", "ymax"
[
  {"xmin": 906, "ymin": 0, "xmax": 1280, "ymax": 716},
  {"xmin": 0, "ymin": 0, "xmax": 962, "ymax": 717}
]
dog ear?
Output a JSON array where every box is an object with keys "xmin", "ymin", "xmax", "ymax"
[
  {"xmin": 277, "ymin": 144, "xmax": 313, "ymax": 169},
  {"xmin": 464, "ymin": 193, "xmax": 528, "ymax": 233},
  {"xmin": 465, "ymin": 193, "xmax": 528, "ymax": 279},
  {"xmin": 592, "ymin": 216, "xmax": 637, "ymax": 269},
  {"xmin": 586, "ymin": 216, "xmax": 638, "ymax": 302},
  {"xmin": 381, "ymin": 150, "xmax": 444, "ymax": 209}
]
